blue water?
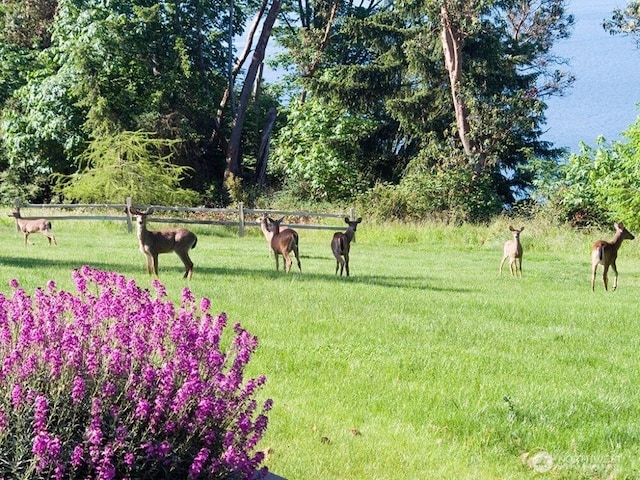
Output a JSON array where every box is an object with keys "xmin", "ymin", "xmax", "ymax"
[{"xmin": 543, "ymin": 0, "xmax": 640, "ymax": 152}]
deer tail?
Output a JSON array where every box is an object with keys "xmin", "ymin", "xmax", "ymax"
[{"xmin": 46, "ymin": 221, "xmax": 52, "ymax": 230}]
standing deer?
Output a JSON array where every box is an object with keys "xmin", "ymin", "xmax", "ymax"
[
  {"xmin": 266, "ymin": 216, "xmax": 301, "ymax": 273},
  {"xmin": 8, "ymin": 210, "xmax": 57, "ymax": 246},
  {"xmin": 591, "ymin": 222, "xmax": 635, "ymax": 291},
  {"xmin": 129, "ymin": 207, "xmax": 198, "ymax": 280},
  {"xmin": 331, "ymin": 217, "xmax": 363, "ymax": 277},
  {"xmin": 499, "ymin": 226, "xmax": 524, "ymax": 277}
]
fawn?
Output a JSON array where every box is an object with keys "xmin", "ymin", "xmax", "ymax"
[
  {"xmin": 8, "ymin": 210, "xmax": 57, "ymax": 246},
  {"xmin": 499, "ymin": 226, "xmax": 524, "ymax": 277},
  {"xmin": 267, "ymin": 216, "xmax": 301, "ymax": 273},
  {"xmin": 331, "ymin": 217, "xmax": 363, "ymax": 277}
]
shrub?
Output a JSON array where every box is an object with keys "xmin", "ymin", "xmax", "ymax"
[
  {"xmin": 270, "ymin": 99, "xmax": 372, "ymax": 201},
  {"xmin": 0, "ymin": 266, "xmax": 271, "ymax": 479}
]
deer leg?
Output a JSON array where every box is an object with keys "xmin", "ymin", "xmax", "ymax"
[
  {"xmin": 178, "ymin": 253, "xmax": 194, "ymax": 279},
  {"xmin": 144, "ymin": 254, "xmax": 155, "ymax": 275},
  {"xmin": 274, "ymin": 253, "xmax": 280, "ymax": 271},
  {"xmin": 283, "ymin": 252, "xmax": 292, "ymax": 273},
  {"xmin": 293, "ymin": 246, "xmax": 301, "ymax": 272},
  {"xmin": 517, "ymin": 258, "xmax": 522, "ymax": 277},
  {"xmin": 47, "ymin": 232, "xmax": 57, "ymax": 245},
  {"xmin": 602, "ymin": 264, "xmax": 609, "ymax": 291},
  {"xmin": 611, "ymin": 262, "xmax": 619, "ymax": 291},
  {"xmin": 344, "ymin": 253, "xmax": 350, "ymax": 277},
  {"xmin": 499, "ymin": 255, "xmax": 508, "ymax": 275}
]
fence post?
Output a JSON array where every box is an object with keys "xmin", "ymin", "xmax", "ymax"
[
  {"xmin": 238, "ymin": 201, "xmax": 245, "ymax": 237},
  {"xmin": 125, "ymin": 197, "xmax": 133, "ymax": 233},
  {"xmin": 349, "ymin": 207, "xmax": 356, "ymax": 221}
]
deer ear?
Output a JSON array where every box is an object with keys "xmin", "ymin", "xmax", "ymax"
[
  {"xmin": 344, "ymin": 217, "xmax": 351, "ymax": 224},
  {"xmin": 147, "ymin": 207, "xmax": 155, "ymax": 215},
  {"xmin": 356, "ymin": 217, "xmax": 362, "ymax": 223},
  {"xmin": 520, "ymin": 226, "xmax": 524, "ymax": 231},
  {"xmin": 509, "ymin": 225, "xmax": 515, "ymax": 231}
]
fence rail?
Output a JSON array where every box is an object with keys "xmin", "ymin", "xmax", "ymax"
[{"xmin": 10, "ymin": 199, "xmax": 356, "ymax": 237}]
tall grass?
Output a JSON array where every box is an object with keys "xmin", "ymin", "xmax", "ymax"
[{"xmin": 2, "ymin": 212, "xmax": 640, "ymax": 479}]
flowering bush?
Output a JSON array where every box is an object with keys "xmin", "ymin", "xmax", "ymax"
[{"xmin": 0, "ymin": 266, "xmax": 272, "ymax": 479}]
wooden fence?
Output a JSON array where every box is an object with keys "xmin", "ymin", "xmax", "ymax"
[{"xmin": 10, "ymin": 198, "xmax": 357, "ymax": 237}]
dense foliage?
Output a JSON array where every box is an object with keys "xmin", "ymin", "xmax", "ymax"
[
  {"xmin": 0, "ymin": 266, "xmax": 271, "ymax": 479},
  {"xmin": 542, "ymin": 116, "xmax": 640, "ymax": 231},
  {"xmin": 52, "ymin": 131, "xmax": 200, "ymax": 205},
  {"xmin": 1, "ymin": 0, "xmax": 639, "ymax": 224}
]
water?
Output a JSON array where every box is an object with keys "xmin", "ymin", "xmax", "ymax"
[{"xmin": 543, "ymin": 0, "xmax": 640, "ymax": 152}]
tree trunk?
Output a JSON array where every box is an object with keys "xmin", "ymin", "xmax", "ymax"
[
  {"xmin": 440, "ymin": 5, "xmax": 485, "ymax": 175},
  {"xmin": 255, "ymin": 107, "xmax": 277, "ymax": 187},
  {"xmin": 225, "ymin": 0, "xmax": 281, "ymax": 179},
  {"xmin": 216, "ymin": 0, "xmax": 270, "ymax": 125}
]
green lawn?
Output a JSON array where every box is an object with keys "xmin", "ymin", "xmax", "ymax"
[{"xmin": 2, "ymin": 213, "xmax": 640, "ymax": 479}]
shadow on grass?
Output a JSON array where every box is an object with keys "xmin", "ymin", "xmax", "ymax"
[{"xmin": 0, "ymin": 256, "xmax": 471, "ymax": 293}]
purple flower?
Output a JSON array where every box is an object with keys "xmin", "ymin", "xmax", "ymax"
[
  {"xmin": 200, "ymin": 297, "xmax": 211, "ymax": 312},
  {"xmin": 71, "ymin": 376, "xmax": 85, "ymax": 404},
  {"xmin": 11, "ymin": 383, "xmax": 23, "ymax": 409},
  {"xmin": 33, "ymin": 395, "xmax": 48, "ymax": 431},
  {"xmin": 0, "ymin": 268, "xmax": 271, "ymax": 478},
  {"xmin": 70, "ymin": 445, "xmax": 84, "ymax": 467},
  {"xmin": 189, "ymin": 447, "xmax": 210, "ymax": 478}
]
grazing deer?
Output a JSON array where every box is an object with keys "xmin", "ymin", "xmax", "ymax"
[
  {"xmin": 8, "ymin": 211, "xmax": 57, "ymax": 246},
  {"xmin": 331, "ymin": 217, "xmax": 363, "ymax": 277},
  {"xmin": 591, "ymin": 222, "xmax": 635, "ymax": 291},
  {"xmin": 267, "ymin": 216, "xmax": 301, "ymax": 273},
  {"xmin": 129, "ymin": 207, "xmax": 198, "ymax": 280},
  {"xmin": 499, "ymin": 226, "xmax": 524, "ymax": 277}
]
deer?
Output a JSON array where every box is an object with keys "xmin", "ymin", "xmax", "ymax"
[
  {"xmin": 129, "ymin": 207, "xmax": 198, "ymax": 280},
  {"xmin": 266, "ymin": 216, "xmax": 301, "ymax": 273},
  {"xmin": 331, "ymin": 217, "xmax": 363, "ymax": 277},
  {"xmin": 591, "ymin": 222, "xmax": 635, "ymax": 291},
  {"xmin": 8, "ymin": 210, "xmax": 57, "ymax": 246},
  {"xmin": 499, "ymin": 226, "xmax": 524, "ymax": 277}
]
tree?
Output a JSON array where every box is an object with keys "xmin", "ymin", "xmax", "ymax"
[
  {"xmin": 271, "ymin": 98, "xmax": 373, "ymax": 200},
  {"xmin": 604, "ymin": 1, "xmax": 640, "ymax": 47},
  {"xmin": 53, "ymin": 131, "xmax": 200, "ymax": 205},
  {"xmin": 272, "ymin": 0, "xmax": 574, "ymax": 214},
  {"xmin": 224, "ymin": 0, "xmax": 281, "ymax": 180},
  {"xmin": 1, "ymin": 0, "xmax": 284, "ymax": 204},
  {"xmin": 545, "ymin": 115, "xmax": 640, "ymax": 231}
]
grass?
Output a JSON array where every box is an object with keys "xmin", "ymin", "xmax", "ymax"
[{"xmin": 2, "ymin": 212, "xmax": 640, "ymax": 479}]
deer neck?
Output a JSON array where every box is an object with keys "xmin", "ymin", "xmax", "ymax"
[
  {"xmin": 345, "ymin": 227, "xmax": 356, "ymax": 243},
  {"xmin": 136, "ymin": 220, "xmax": 149, "ymax": 243},
  {"xmin": 611, "ymin": 231, "xmax": 627, "ymax": 249}
]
